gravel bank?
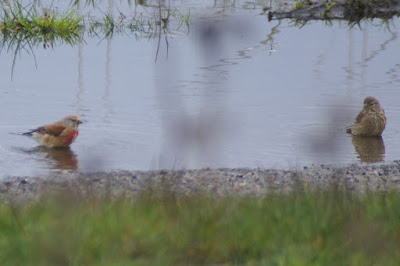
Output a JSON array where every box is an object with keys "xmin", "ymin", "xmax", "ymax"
[
  {"xmin": 267, "ymin": 0, "xmax": 400, "ymax": 21},
  {"xmin": 2, "ymin": 161, "xmax": 400, "ymax": 203}
]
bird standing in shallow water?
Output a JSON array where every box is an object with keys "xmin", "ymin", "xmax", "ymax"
[
  {"xmin": 346, "ymin": 96, "xmax": 386, "ymax": 137},
  {"xmin": 21, "ymin": 115, "xmax": 82, "ymax": 148}
]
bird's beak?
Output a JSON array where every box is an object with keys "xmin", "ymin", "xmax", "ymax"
[{"xmin": 78, "ymin": 120, "xmax": 83, "ymax": 124}]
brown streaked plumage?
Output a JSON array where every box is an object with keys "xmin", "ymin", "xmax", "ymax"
[
  {"xmin": 22, "ymin": 115, "xmax": 82, "ymax": 148},
  {"xmin": 346, "ymin": 96, "xmax": 386, "ymax": 137}
]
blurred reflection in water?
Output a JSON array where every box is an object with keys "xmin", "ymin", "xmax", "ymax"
[
  {"xmin": 351, "ymin": 136, "xmax": 385, "ymax": 163},
  {"xmin": 155, "ymin": 17, "xmax": 253, "ymax": 169},
  {"xmin": 16, "ymin": 146, "xmax": 78, "ymax": 171}
]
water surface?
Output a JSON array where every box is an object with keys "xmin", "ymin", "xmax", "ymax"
[{"xmin": 0, "ymin": 1, "xmax": 399, "ymax": 177}]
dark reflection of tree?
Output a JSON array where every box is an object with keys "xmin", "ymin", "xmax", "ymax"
[
  {"xmin": 351, "ymin": 136, "xmax": 385, "ymax": 163},
  {"xmin": 362, "ymin": 22, "xmax": 397, "ymax": 65},
  {"xmin": 153, "ymin": 18, "xmax": 255, "ymax": 169},
  {"xmin": 261, "ymin": 19, "xmax": 280, "ymax": 52}
]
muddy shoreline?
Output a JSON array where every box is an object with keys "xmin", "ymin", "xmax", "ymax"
[
  {"xmin": 2, "ymin": 161, "xmax": 400, "ymax": 203},
  {"xmin": 267, "ymin": 0, "xmax": 400, "ymax": 21}
]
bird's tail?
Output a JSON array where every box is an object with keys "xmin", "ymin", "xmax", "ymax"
[{"xmin": 9, "ymin": 131, "xmax": 35, "ymax": 136}]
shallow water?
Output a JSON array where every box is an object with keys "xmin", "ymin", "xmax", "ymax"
[{"xmin": 0, "ymin": 1, "xmax": 399, "ymax": 177}]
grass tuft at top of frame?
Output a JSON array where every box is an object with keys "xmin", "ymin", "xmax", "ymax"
[{"xmin": 0, "ymin": 2, "xmax": 83, "ymax": 47}]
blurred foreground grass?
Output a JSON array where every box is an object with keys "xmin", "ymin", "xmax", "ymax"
[{"xmin": 1, "ymin": 188, "xmax": 400, "ymax": 265}]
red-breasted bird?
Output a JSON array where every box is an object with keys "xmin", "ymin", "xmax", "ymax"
[{"xmin": 20, "ymin": 115, "xmax": 82, "ymax": 148}]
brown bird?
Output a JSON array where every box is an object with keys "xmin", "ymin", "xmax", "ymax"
[
  {"xmin": 21, "ymin": 115, "xmax": 82, "ymax": 148},
  {"xmin": 346, "ymin": 96, "xmax": 386, "ymax": 137}
]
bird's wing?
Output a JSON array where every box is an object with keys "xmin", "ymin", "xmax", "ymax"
[
  {"xmin": 22, "ymin": 127, "xmax": 46, "ymax": 136},
  {"xmin": 41, "ymin": 123, "xmax": 66, "ymax": 136},
  {"xmin": 354, "ymin": 112, "xmax": 365, "ymax": 124}
]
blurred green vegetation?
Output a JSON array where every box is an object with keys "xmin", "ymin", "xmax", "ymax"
[
  {"xmin": 0, "ymin": 0, "xmax": 190, "ymax": 42},
  {"xmin": 0, "ymin": 2, "xmax": 83, "ymax": 48},
  {"xmin": 1, "ymin": 187, "xmax": 400, "ymax": 265},
  {"xmin": 0, "ymin": 0, "xmax": 190, "ymax": 77}
]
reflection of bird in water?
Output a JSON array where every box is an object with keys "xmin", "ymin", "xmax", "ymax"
[
  {"xmin": 346, "ymin": 96, "xmax": 386, "ymax": 137},
  {"xmin": 19, "ymin": 115, "xmax": 82, "ymax": 148},
  {"xmin": 38, "ymin": 147, "xmax": 78, "ymax": 170},
  {"xmin": 17, "ymin": 146, "xmax": 78, "ymax": 171},
  {"xmin": 351, "ymin": 136, "xmax": 385, "ymax": 163}
]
